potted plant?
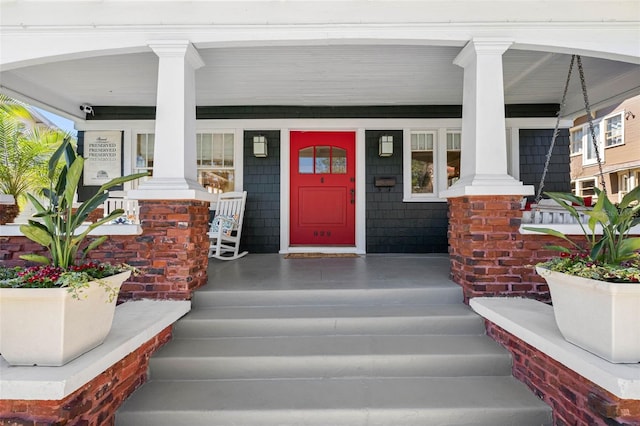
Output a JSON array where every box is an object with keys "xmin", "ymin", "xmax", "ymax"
[
  {"xmin": 0, "ymin": 138, "xmax": 147, "ymax": 366},
  {"xmin": 524, "ymin": 186, "xmax": 640, "ymax": 363}
]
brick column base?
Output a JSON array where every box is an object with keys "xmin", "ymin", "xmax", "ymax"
[
  {"xmin": 448, "ymin": 195, "xmax": 550, "ymax": 302},
  {"xmin": 116, "ymin": 199, "xmax": 210, "ymax": 301}
]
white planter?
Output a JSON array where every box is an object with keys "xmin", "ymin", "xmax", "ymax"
[
  {"xmin": 0, "ymin": 270, "xmax": 130, "ymax": 366},
  {"xmin": 537, "ymin": 266, "xmax": 640, "ymax": 363}
]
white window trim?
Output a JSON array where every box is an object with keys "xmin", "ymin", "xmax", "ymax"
[
  {"xmin": 603, "ymin": 112, "xmax": 625, "ymax": 149},
  {"xmin": 195, "ymin": 128, "xmax": 243, "ymax": 194},
  {"xmin": 404, "ymin": 129, "xmax": 440, "ymax": 202},
  {"xmin": 582, "ymin": 122, "xmax": 604, "ymax": 166},
  {"xmin": 129, "ymin": 127, "xmax": 244, "ymax": 194},
  {"xmin": 575, "ymin": 177, "xmax": 597, "ymax": 197},
  {"xmin": 569, "ymin": 126, "xmax": 583, "ymax": 157},
  {"xmin": 403, "ymin": 127, "xmax": 465, "ymax": 202}
]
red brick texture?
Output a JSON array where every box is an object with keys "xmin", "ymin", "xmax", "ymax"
[
  {"xmin": 104, "ymin": 200, "xmax": 210, "ymax": 302},
  {"xmin": 0, "ymin": 204, "xmax": 20, "ymax": 225},
  {"xmin": 0, "ymin": 199, "xmax": 210, "ymax": 302},
  {"xmin": 486, "ymin": 321, "xmax": 640, "ymax": 426},
  {"xmin": 448, "ymin": 195, "xmax": 560, "ymax": 303},
  {"xmin": 0, "ymin": 326, "xmax": 173, "ymax": 426}
]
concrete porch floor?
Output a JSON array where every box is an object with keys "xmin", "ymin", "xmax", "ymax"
[{"xmin": 205, "ymin": 253, "xmax": 452, "ymax": 291}]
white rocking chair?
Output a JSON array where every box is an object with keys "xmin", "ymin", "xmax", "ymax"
[{"xmin": 208, "ymin": 191, "xmax": 249, "ymax": 260}]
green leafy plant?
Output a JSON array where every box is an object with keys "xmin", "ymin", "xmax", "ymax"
[
  {"xmin": 0, "ymin": 137, "xmax": 147, "ymax": 294},
  {"xmin": 525, "ymin": 186, "xmax": 640, "ymax": 282},
  {"xmin": 19, "ymin": 137, "xmax": 148, "ymax": 268},
  {"xmin": 0, "ymin": 96, "xmax": 67, "ymax": 210},
  {"xmin": 0, "ymin": 261, "xmax": 137, "ymax": 301}
]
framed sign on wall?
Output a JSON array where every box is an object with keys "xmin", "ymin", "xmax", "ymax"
[{"xmin": 82, "ymin": 131, "xmax": 123, "ymax": 186}]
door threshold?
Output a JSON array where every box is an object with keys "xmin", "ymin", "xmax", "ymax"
[
  {"xmin": 282, "ymin": 246, "xmax": 362, "ymax": 255},
  {"xmin": 284, "ymin": 253, "xmax": 360, "ymax": 259}
]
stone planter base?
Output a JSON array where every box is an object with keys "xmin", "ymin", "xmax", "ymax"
[
  {"xmin": 0, "ymin": 270, "xmax": 130, "ymax": 366},
  {"xmin": 537, "ymin": 266, "xmax": 640, "ymax": 363}
]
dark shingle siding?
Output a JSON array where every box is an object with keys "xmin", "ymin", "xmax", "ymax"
[
  {"xmin": 519, "ymin": 129, "xmax": 571, "ymax": 198},
  {"xmin": 241, "ymin": 130, "xmax": 281, "ymax": 253},
  {"xmin": 365, "ymin": 130, "xmax": 448, "ymax": 253}
]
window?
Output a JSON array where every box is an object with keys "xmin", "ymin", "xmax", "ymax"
[
  {"xmin": 446, "ymin": 132, "xmax": 461, "ymax": 188},
  {"xmin": 604, "ymin": 113, "xmax": 623, "ymax": 147},
  {"xmin": 621, "ymin": 174, "xmax": 630, "ymax": 194},
  {"xmin": 133, "ymin": 133, "xmax": 155, "ymax": 188},
  {"xmin": 410, "ymin": 132, "xmax": 435, "ymax": 194},
  {"xmin": 570, "ymin": 128, "xmax": 583, "ymax": 155},
  {"xmin": 196, "ymin": 132, "xmax": 235, "ymax": 193},
  {"xmin": 134, "ymin": 132, "xmax": 236, "ymax": 193},
  {"xmin": 584, "ymin": 123, "xmax": 602, "ymax": 165},
  {"xmin": 404, "ymin": 129, "xmax": 462, "ymax": 201},
  {"xmin": 580, "ymin": 178, "xmax": 596, "ymax": 197}
]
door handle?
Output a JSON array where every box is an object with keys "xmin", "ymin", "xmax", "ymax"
[{"xmin": 350, "ymin": 189, "xmax": 355, "ymax": 204}]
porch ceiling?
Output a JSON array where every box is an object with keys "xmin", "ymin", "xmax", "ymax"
[{"xmin": 1, "ymin": 44, "xmax": 639, "ymax": 120}]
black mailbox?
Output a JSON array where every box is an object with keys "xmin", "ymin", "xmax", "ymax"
[{"xmin": 374, "ymin": 177, "xmax": 396, "ymax": 188}]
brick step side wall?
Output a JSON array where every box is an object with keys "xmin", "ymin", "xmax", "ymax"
[
  {"xmin": 0, "ymin": 326, "xmax": 172, "ymax": 426},
  {"xmin": 486, "ymin": 321, "xmax": 640, "ymax": 426}
]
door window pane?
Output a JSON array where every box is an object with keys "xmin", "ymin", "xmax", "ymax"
[
  {"xmin": 299, "ymin": 147, "xmax": 314, "ymax": 174},
  {"xmin": 332, "ymin": 147, "xmax": 347, "ymax": 174},
  {"xmin": 315, "ymin": 146, "xmax": 330, "ymax": 174}
]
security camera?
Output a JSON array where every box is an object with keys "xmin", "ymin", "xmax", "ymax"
[{"xmin": 79, "ymin": 104, "xmax": 94, "ymax": 115}]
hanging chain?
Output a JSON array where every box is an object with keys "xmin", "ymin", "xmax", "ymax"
[
  {"xmin": 576, "ymin": 55, "xmax": 607, "ymax": 197},
  {"xmin": 535, "ymin": 55, "xmax": 575, "ymax": 203}
]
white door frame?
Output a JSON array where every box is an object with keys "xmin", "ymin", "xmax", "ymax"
[{"xmin": 280, "ymin": 126, "xmax": 366, "ymax": 254}]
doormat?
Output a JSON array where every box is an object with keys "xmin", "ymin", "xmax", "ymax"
[{"xmin": 284, "ymin": 253, "xmax": 360, "ymax": 259}]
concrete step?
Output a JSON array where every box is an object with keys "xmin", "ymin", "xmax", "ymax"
[
  {"xmin": 149, "ymin": 334, "xmax": 512, "ymax": 380},
  {"xmin": 174, "ymin": 304, "xmax": 485, "ymax": 337},
  {"xmin": 117, "ymin": 278, "xmax": 551, "ymax": 424},
  {"xmin": 191, "ymin": 286, "xmax": 463, "ymax": 308},
  {"xmin": 116, "ymin": 376, "xmax": 552, "ymax": 426}
]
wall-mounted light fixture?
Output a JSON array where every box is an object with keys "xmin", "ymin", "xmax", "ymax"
[
  {"xmin": 253, "ymin": 135, "xmax": 268, "ymax": 157},
  {"xmin": 378, "ymin": 135, "xmax": 393, "ymax": 157},
  {"xmin": 625, "ymin": 111, "xmax": 636, "ymax": 120}
]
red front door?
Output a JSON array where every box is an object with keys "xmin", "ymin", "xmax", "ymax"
[{"xmin": 290, "ymin": 131, "xmax": 356, "ymax": 245}]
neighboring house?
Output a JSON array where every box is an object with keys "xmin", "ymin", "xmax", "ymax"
[{"xmin": 570, "ymin": 94, "xmax": 640, "ymax": 202}]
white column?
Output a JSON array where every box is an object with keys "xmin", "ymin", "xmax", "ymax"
[
  {"xmin": 129, "ymin": 40, "xmax": 212, "ymax": 201},
  {"xmin": 442, "ymin": 39, "xmax": 534, "ymax": 197}
]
